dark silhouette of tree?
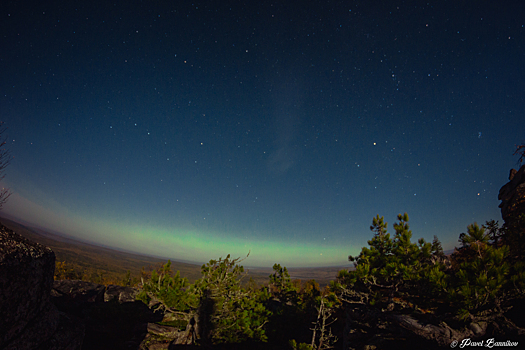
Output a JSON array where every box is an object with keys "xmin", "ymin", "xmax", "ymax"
[
  {"xmin": 0, "ymin": 122, "xmax": 11, "ymax": 209},
  {"xmin": 514, "ymin": 141, "xmax": 525, "ymax": 165},
  {"xmin": 483, "ymin": 219, "xmax": 503, "ymax": 247}
]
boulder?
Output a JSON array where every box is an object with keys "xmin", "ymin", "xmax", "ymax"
[{"xmin": 0, "ymin": 224, "xmax": 84, "ymax": 349}]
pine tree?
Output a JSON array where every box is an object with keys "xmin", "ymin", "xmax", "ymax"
[
  {"xmin": 337, "ymin": 213, "xmax": 442, "ymax": 309},
  {"xmin": 449, "ymin": 242, "xmax": 510, "ymax": 320},
  {"xmin": 137, "ymin": 255, "xmax": 271, "ymax": 345},
  {"xmin": 195, "ymin": 254, "xmax": 271, "ymax": 344},
  {"xmin": 452, "ymin": 223, "xmax": 490, "ymax": 270},
  {"xmin": 269, "ymin": 263, "xmax": 297, "ymax": 303},
  {"xmin": 137, "ymin": 260, "xmax": 198, "ymax": 313}
]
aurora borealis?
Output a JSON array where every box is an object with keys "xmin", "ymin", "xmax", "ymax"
[{"xmin": 1, "ymin": 1, "xmax": 524, "ymax": 267}]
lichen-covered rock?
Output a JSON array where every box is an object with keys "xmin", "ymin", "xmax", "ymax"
[{"xmin": 0, "ymin": 224, "xmax": 83, "ymax": 349}]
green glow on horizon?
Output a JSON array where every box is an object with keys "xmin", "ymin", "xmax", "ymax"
[
  {"xmin": 110, "ymin": 222, "xmax": 354, "ymax": 267},
  {"xmin": 4, "ymin": 188, "xmax": 357, "ymax": 267}
]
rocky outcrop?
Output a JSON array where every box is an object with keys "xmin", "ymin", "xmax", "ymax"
[
  {"xmin": 50, "ymin": 279, "xmax": 163, "ymax": 349},
  {"xmin": 498, "ymin": 164, "xmax": 525, "ymax": 259},
  {"xmin": 51, "ymin": 279, "xmax": 106, "ymax": 316},
  {"xmin": 342, "ymin": 303, "xmax": 499, "ymax": 350},
  {"xmin": 498, "ymin": 164, "xmax": 525, "ymax": 223},
  {"xmin": 51, "ymin": 280, "xmax": 140, "ymax": 306},
  {"xmin": 0, "ymin": 224, "xmax": 84, "ymax": 350},
  {"xmin": 340, "ymin": 292, "xmax": 525, "ymax": 350},
  {"xmin": 391, "ymin": 313, "xmax": 486, "ymax": 348}
]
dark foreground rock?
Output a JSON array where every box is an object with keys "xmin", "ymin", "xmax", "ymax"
[
  {"xmin": 0, "ymin": 225, "xmax": 211, "ymax": 350},
  {"xmin": 499, "ymin": 164, "xmax": 525, "ymax": 222},
  {"xmin": 50, "ymin": 279, "xmax": 163, "ymax": 350},
  {"xmin": 0, "ymin": 224, "xmax": 84, "ymax": 350},
  {"xmin": 0, "ymin": 222, "xmax": 160, "ymax": 349},
  {"xmin": 341, "ymin": 297, "xmax": 525, "ymax": 350}
]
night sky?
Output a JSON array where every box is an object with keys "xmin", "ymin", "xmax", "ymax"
[{"xmin": 1, "ymin": 1, "xmax": 524, "ymax": 267}]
